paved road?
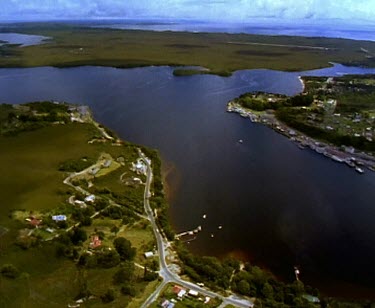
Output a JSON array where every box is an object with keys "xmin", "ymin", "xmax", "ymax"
[{"xmin": 139, "ymin": 151, "xmax": 253, "ymax": 308}]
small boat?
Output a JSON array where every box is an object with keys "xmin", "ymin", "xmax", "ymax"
[
  {"xmin": 238, "ymin": 139, "xmax": 243, "ymax": 144},
  {"xmin": 210, "ymin": 234, "xmax": 214, "ymax": 238},
  {"xmin": 345, "ymin": 160, "xmax": 355, "ymax": 168},
  {"xmin": 356, "ymin": 167, "xmax": 364, "ymax": 174},
  {"xmin": 218, "ymin": 225, "xmax": 222, "ymax": 230},
  {"xmin": 331, "ymin": 155, "xmax": 343, "ymax": 163},
  {"xmin": 202, "ymin": 214, "xmax": 206, "ymax": 219}
]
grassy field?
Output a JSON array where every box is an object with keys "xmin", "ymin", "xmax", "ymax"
[
  {"xmin": 0, "ymin": 23, "xmax": 375, "ymax": 74},
  {"xmin": 0, "ymin": 103, "xmax": 160, "ymax": 307}
]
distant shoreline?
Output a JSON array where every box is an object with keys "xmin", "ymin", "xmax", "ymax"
[{"xmin": 0, "ymin": 24, "xmax": 374, "ymax": 74}]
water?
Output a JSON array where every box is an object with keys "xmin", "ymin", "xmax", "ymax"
[
  {"xmin": 0, "ymin": 64, "xmax": 375, "ymax": 298},
  {"xmin": 0, "ymin": 33, "xmax": 50, "ymax": 47},
  {"xmin": 90, "ymin": 19, "xmax": 375, "ymax": 41}
]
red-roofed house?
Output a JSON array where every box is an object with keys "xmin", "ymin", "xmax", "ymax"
[{"xmin": 89, "ymin": 235, "xmax": 102, "ymax": 249}]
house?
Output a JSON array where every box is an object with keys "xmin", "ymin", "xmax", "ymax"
[
  {"xmin": 188, "ymin": 290, "xmax": 198, "ymax": 297},
  {"xmin": 28, "ymin": 216, "xmax": 42, "ymax": 228},
  {"xmin": 84, "ymin": 195, "xmax": 96, "ymax": 203},
  {"xmin": 89, "ymin": 235, "xmax": 102, "ymax": 249},
  {"xmin": 90, "ymin": 167, "xmax": 100, "ymax": 175},
  {"xmin": 161, "ymin": 299, "xmax": 175, "ymax": 308},
  {"xmin": 103, "ymin": 160, "xmax": 112, "ymax": 168},
  {"xmin": 177, "ymin": 290, "xmax": 186, "ymax": 299},
  {"xmin": 144, "ymin": 251, "xmax": 154, "ymax": 258},
  {"xmin": 52, "ymin": 215, "xmax": 67, "ymax": 221}
]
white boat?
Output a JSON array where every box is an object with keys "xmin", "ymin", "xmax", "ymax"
[
  {"xmin": 238, "ymin": 139, "xmax": 243, "ymax": 144},
  {"xmin": 331, "ymin": 155, "xmax": 343, "ymax": 163},
  {"xmin": 356, "ymin": 167, "xmax": 364, "ymax": 174}
]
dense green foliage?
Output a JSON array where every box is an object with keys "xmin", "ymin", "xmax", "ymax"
[
  {"xmin": 0, "ymin": 101, "xmax": 70, "ymax": 136},
  {"xmin": 113, "ymin": 237, "xmax": 136, "ymax": 261},
  {"xmin": 235, "ymin": 92, "xmax": 313, "ymax": 111},
  {"xmin": 176, "ymin": 243, "xmax": 319, "ymax": 307},
  {"xmin": 141, "ymin": 146, "xmax": 175, "ymax": 240},
  {"xmin": 58, "ymin": 157, "xmax": 95, "ymax": 172},
  {"xmin": 0, "ymin": 264, "xmax": 20, "ymax": 279}
]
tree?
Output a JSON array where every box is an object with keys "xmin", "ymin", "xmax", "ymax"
[
  {"xmin": 113, "ymin": 261, "xmax": 135, "ymax": 284},
  {"xmin": 261, "ymin": 282, "xmax": 274, "ymax": 299},
  {"xmin": 101, "ymin": 288, "xmax": 115, "ymax": 303},
  {"xmin": 113, "ymin": 237, "xmax": 136, "ymax": 261},
  {"xmin": 1, "ymin": 264, "xmax": 20, "ymax": 279},
  {"xmin": 143, "ymin": 267, "xmax": 158, "ymax": 281},
  {"xmin": 237, "ymin": 279, "xmax": 250, "ymax": 295},
  {"xmin": 110, "ymin": 225, "xmax": 119, "ymax": 235},
  {"xmin": 121, "ymin": 284, "xmax": 137, "ymax": 296},
  {"xmin": 97, "ymin": 250, "xmax": 121, "ymax": 268},
  {"xmin": 70, "ymin": 227, "xmax": 87, "ymax": 245}
]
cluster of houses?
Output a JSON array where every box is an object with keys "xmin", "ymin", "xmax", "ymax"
[
  {"xmin": 160, "ymin": 285, "xmax": 211, "ymax": 307},
  {"xmin": 131, "ymin": 158, "xmax": 147, "ymax": 175}
]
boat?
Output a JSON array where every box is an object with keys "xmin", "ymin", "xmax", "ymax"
[
  {"xmin": 345, "ymin": 160, "xmax": 356, "ymax": 168},
  {"xmin": 356, "ymin": 167, "xmax": 364, "ymax": 174},
  {"xmin": 238, "ymin": 139, "xmax": 243, "ymax": 144},
  {"xmin": 331, "ymin": 155, "xmax": 343, "ymax": 163}
]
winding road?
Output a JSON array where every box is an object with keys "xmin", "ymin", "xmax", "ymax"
[{"xmin": 139, "ymin": 151, "xmax": 253, "ymax": 308}]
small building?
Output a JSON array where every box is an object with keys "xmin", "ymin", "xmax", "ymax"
[
  {"xmin": 144, "ymin": 251, "xmax": 154, "ymax": 258},
  {"xmin": 302, "ymin": 294, "xmax": 320, "ymax": 303},
  {"xmin": 74, "ymin": 200, "xmax": 85, "ymax": 205},
  {"xmin": 28, "ymin": 216, "xmax": 42, "ymax": 228},
  {"xmin": 103, "ymin": 160, "xmax": 112, "ymax": 168},
  {"xmin": 90, "ymin": 167, "xmax": 100, "ymax": 176},
  {"xmin": 161, "ymin": 299, "xmax": 175, "ymax": 308},
  {"xmin": 84, "ymin": 195, "xmax": 96, "ymax": 203},
  {"xmin": 89, "ymin": 235, "xmax": 102, "ymax": 249},
  {"xmin": 188, "ymin": 290, "xmax": 198, "ymax": 297},
  {"xmin": 52, "ymin": 215, "xmax": 67, "ymax": 221},
  {"xmin": 177, "ymin": 289, "xmax": 186, "ymax": 299}
]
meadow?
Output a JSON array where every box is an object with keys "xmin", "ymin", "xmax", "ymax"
[{"xmin": 0, "ymin": 23, "xmax": 374, "ymax": 74}]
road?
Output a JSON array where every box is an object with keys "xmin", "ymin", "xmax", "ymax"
[{"xmin": 139, "ymin": 151, "xmax": 253, "ymax": 308}]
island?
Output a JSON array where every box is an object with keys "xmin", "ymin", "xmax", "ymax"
[{"xmin": 228, "ymin": 75, "xmax": 375, "ymax": 173}]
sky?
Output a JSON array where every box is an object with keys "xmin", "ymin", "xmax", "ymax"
[{"xmin": 0, "ymin": 0, "xmax": 375, "ymax": 23}]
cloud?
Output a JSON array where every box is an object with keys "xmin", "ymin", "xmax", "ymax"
[{"xmin": 0, "ymin": 0, "xmax": 374, "ymax": 22}]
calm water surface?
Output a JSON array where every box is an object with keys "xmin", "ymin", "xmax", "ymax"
[
  {"xmin": 0, "ymin": 33, "xmax": 50, "ymax": 47},
  {"xmin": 0, "ymin": 64, "xmax": 375, "ymax": 298},
  {"xmin": 92, "ymin": 19, "xmax": 375, "ymax": 41}
]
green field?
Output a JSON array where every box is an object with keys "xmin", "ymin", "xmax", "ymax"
[{"xmin": 0, "ymin": 23, "xmax": 375, "ymax": 74}]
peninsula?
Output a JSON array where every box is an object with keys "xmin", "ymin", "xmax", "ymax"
[{"xmin": 227, "ymin": 75, "xmax": 375, "ymax": 173}]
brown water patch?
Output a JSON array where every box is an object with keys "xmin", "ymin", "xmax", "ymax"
[{"xmin": 161, "ymin": 157, "xmax": 181, "ymax": 204}]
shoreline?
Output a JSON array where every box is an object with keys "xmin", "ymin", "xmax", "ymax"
[{"xmin": 227, "ymin": 101, "xmax": 375, "ymax": 174}]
